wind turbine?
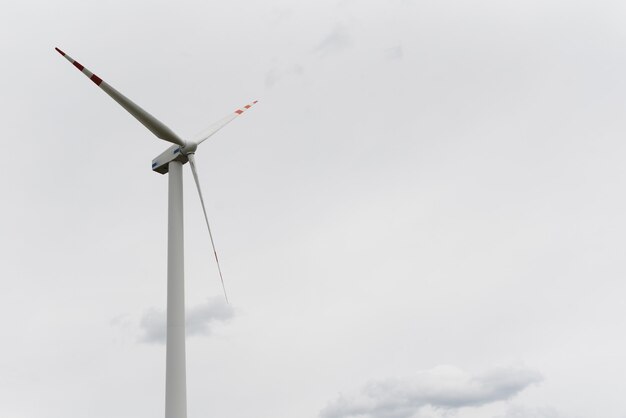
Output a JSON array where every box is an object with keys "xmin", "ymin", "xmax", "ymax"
[{"xmin": 55, "ymin": 47, "xmax": 257, "ymax": 418}]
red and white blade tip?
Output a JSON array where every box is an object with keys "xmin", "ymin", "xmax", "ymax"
[
  {"xmin": 234, "ymin": 100, "xmax": 259, "ymax": 115},
  {"xmin": 54, "ymin": 47, "xmax": 103, "ymax": 86}
]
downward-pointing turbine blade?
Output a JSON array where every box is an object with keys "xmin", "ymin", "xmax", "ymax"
[
  {"xmin": 187, "ymin": 154, "xmax": 229, "ymax": 303},
  {"xmin": 54, "ymin": 47, "xmax": 185, "ymax": 147},
  {"xmin": 192, "ymin": 100, "xmax": 259, "ymax": 145}
]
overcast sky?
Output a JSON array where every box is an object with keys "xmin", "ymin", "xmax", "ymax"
[{"xmin": 2, "ymin": 0, "xmax": 626, "ymax": 417}]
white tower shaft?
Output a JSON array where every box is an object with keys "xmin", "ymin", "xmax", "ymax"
[{"xmin": 165, "ymin": 161, "xmax": 187, "ymax": 418}]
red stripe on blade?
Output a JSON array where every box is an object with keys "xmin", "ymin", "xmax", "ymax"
[
  {"xmin": 235, "ymin": 109, "xmax": 243, "ymax": 114},
  {"xmin": 244, "ymin": 105, "xmax": 251, "ymax": 109},
  {"xmin": 54, "ymin": 47, "xmax": 66, "ymax": 56},
  {"xmin": 253, "ymin": 100, "xmax": 258, "ymax": 104},
  {"xmin": 90, "ymin": 74, "xmax": 103, "ymax": 85},
  {"xmin": 73, "ymin": 61, "xmax": 84, "ymax": 71}
]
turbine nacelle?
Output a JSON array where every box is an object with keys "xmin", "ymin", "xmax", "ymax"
[
  {"xmin": 152, "ymin": 144, "xmax": 188, "ymax": 174},
  {"xmin": 151, "ymin": 141, "xmax": 198, "ymax": 174}
]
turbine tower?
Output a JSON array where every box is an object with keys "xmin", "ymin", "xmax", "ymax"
[{"xmin": 55, "ymin": 47, "xmax": 257, "ymax": 418}]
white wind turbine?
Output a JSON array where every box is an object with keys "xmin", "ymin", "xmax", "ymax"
[{"xmin": 55, "ymin": 47, "xmax": 257, "ymax": 418}]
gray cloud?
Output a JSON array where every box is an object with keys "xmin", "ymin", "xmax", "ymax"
[
  {"xmin": 140, "ymin": 309, "xmax": 167, "ymax": 344},
  {"xmin": 320, "ymin": 366, "xmax": 542, "ymax": 418},
  {"xmin": 496, "ymin": 405, "xmax": 567, "ymax": 418},
  {"xmin": 186, "ymin": 297, "xmax": 235, "ymax": 337},
  {"xmin": 314, "ymin": 24, "xmax": 353, "ymax": 56},
  {"xmin": 140, "ymin": 297, "xmax": 235, "ymax": 344}
]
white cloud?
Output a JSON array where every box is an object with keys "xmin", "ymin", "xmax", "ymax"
[
  {"xmin": 139, "ymin": 297, "xmax": 235, "ymax": 344},
  {"xmin": 321, "ymin": 365, "xmax": 542, "ymax": 418}
]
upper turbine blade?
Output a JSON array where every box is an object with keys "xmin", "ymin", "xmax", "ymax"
[
  {"xmin": 55, "ymin": 47, "xmax": 185, "ymax": 147},
  {"xmin": 187, "ymin": 154, "xmax": 229, "ymax": 303},
  {"xmin": 192, "ymin": 100, "xmax": 259, "ymax": 145}
]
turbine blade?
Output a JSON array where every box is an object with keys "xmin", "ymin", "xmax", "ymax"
[
  {"xmin": 54, "ymin": 47, "xmax": 185, "ymax": 147},
  {"xmin": 187, "ymin": 153, "xmax": 229, "ymax": 303},
  {"xmin": 192, "ymin": 100, "xmax": 259, "ymax": 145}
]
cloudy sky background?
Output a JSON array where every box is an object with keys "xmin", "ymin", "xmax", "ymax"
[{"xmin": 2, "ymin": 0, "xmax": 626, "ymax": 417}]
